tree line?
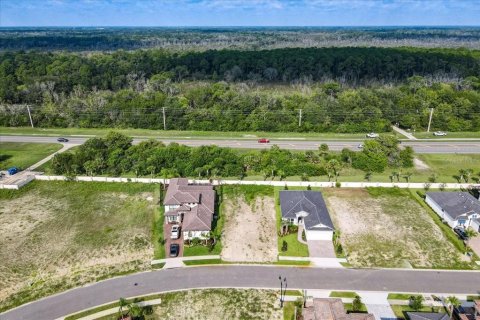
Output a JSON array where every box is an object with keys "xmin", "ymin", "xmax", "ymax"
[
  {"xmin": 2, "ymin": 27, "xmax": 480, "ymax": 51},
  {"xmin": 1, "ymin": 76, "xmax": 479, "ymax": 132},
  {"xmin": 51, "ymin": 132, "xmax": 414, "ymax": 180},
  {"xmin": 1, "ymin": 47, "xmax": 480, "ymax": 104}
]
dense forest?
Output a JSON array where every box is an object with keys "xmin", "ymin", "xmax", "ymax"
[
  {"xmin": 51, "ymin": 132, "xmax": 414, "ymax": 179},
  {"xmin": 1, "ymin": 47, "xmax": 480, "ymax": 132},
  {"xmin": 2, "ymin": 27, "xmax": 480, "ymax": 51}
]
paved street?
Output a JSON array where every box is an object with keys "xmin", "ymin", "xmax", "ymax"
[
  {"xmin": 2, "ymin": 266, "xmax": 480, "ymax": 320},
  {"xmin": 2, "ymin": 135, "xmax": 480, "ymax": 153}
]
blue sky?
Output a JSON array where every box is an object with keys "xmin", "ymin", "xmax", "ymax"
[{"xmin": 1, "ymin": 0, "xmax": 479, "ymax": 27}]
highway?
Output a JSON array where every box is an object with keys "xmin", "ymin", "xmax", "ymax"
[
  {"xmin": 2, "ymin": 135, "xmax": 480, "ymax": 153},
  {"xmin": 2, "ymin": 266, "xmax": 480, "ymax": 320}
]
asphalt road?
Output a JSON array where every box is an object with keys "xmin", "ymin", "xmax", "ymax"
[
  {"xmin": 2, "ymin": 135, "xmax": 480, "ymax": 153},
  {"xmin": 2, "ymin": 266, "xmax": 480, "ymax": 320}
]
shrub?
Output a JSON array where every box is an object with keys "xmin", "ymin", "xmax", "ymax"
[
  {"xmin": 409, "ymin": 295, "xmax": 424, "ymax": 311},
  {"xmin": 335, "ymin": 181, "xmax": 341, "ymax": 188},
  {"xmin": 302, "ymin": 230, "xmax": 307, "ymax": 241},
  {"xmin": 352, "ymin": 295, "xmax": 362, "ymax": 312},
  {"xmin": 282, "ymin": 240, "xmax": 288, "ymax": 252}
]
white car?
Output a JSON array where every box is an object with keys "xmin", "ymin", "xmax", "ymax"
[
  {"xmin": 433, "ymin": 131, "xmax": 447, "ymax": 136},
  {"xmin": 357, "ymin": 143, "xmax": 364, "ymax": 149},
  {"xmin": 366, "ymin": 132, "xmax": 379, "ymax": 138},
  {"xmin": 171, "ymin": 225, "xmax": 180, "ymax": 239}
]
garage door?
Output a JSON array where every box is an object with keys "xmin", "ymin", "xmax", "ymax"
[{"xmin": 306, "ymin": 230, "xmax": 333, "ymax": 241}]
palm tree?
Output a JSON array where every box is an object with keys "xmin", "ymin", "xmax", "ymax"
[
  {"xmin": 118, "ymin": 298, "xmax": 129, "ymax": 319},
  {"xmin": 464, "ymin": 227, "xmax": 478, "ymax": 252},
  {"xmin": 128, "ymin": 303, "xmax": 144, "ymax": 320},
  {"xmin": 445, "ymin": 296, "xmax": 460, "ymax": 319}
]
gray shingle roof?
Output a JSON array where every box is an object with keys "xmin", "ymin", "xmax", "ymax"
[
  {"xmin": 427, "ymin": 192, "xmax": 480, "ymax": 220},
  {"xmin": 406, "ymin": 312, "xmax": 449, "ymax": 320},
  {"xmin": 279, "ymin": 191, "xmax": 334, "ymax": 231}
]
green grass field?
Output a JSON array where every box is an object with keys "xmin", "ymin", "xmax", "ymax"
[
  {"xmin": 0, "ymin": 181, "xmax": 158, "ymax": 312},
  {"xmin": 329, "ymin": 291, "xmax": 358, "ymax": 298},
  {"xmin": 416, "ymin": 154, "xmax": 480, "ymax": 182},
  {"xmin": 0, "ymin": 126, "xmax": 367, "ymax": 140},
  {"xmin": 0, "ymin": 142, "xmax": 62, "ymax": 170},
  {"xmin": 414, "ymin": 131, "xmax": 480, "ymax": 139}
]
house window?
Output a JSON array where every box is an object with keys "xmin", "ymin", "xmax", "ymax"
[
  {"xmin": 458, "ymin": 219, "xmax": 466, "ymax": 226},
  {"xmin": 290, "ymin": 218, "xmax": 295, "ymax": 224}
]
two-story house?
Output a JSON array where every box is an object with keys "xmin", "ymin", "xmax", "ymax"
[{"xmin": 164, "ymin": 178, "xmax": 215, "ymax": 241}]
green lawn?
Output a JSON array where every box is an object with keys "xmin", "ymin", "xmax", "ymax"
[
  {"xmin": 0, "ymin": 181, "xmax": 157, "ymax": 312},
  {"xmin": 183, "ymin": 244, "xmax": 222, "ymax": 257},
  {"xmin": 273, "ymin": 260, "xmax": 311, "ymax": 266},
  {"xmin": 183, "ymin": 259, "xmax": 224, "ymax": 266},
  {"xmin": 414, "ymin": 131, "xmax": 480, "ymax": 139},
  {"xmin": 0, "ymin": 142, "xmax": 62, "ymax": 170},
  {"xmin": 416, "ymin": 154, "xmax": 480, "ymax": 183},
  {"xmin": 343, "ymin": 303, "xmax": 368, "ymax": 313},
  {"xmin": 390, "ymin": 305, "xmax": 447, "ymax": 319},
  {"xmin": 387, "ymin": 293, "xmax": 423, "ymax": 300},
  {"xmin": 330, "ymin": 291, "xmax": 358, "ymax": 298},
  {"xmin": 0, "ymin": 126, "xmax": 367, "ymax": 140},
  {"xmin": 283, "ymin": 301, "xmax": 297, "ymax": 320}
]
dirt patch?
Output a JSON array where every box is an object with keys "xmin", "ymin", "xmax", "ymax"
[
  {"xmin": 323, "ymin": 188, "xmax": 464, "ymax": 268},
  {"xmin": 152, "ymin": 289, "xmax": 282, "ymax": 320},
  {"xmin": 221, "ymin": 196, "xmax": 278, "ymax": 262},
  {"xmin": 414, "ymin": 157, "xmax": 431, "ymax": 170}
]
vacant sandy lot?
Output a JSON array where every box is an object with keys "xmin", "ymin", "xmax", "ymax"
[
  {"xmin": 323, "ymin": 188, "xmax": 464, "ymax": 268},
  {"xmin": 150, "ymin": 289, "xmax": 282, "ymax": 320},
  {"xmin": 221, "ymin": 195, "xmax": 278, "ymax": 262},
  {"xmin": 0, "ymin": 181, "xmax": 156, "ymax": 311}
]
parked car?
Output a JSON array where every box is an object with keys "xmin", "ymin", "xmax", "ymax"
[
  {"xmin": 357, "ymin": 143, "xmax": 364, "ymax": 149},
  {"xmin": 7, "ymin": 167, "xmax": 19, "ymax": 175},
  {"xmin": 454, "ymin": 227, "xmax": 468, "ymax": 240},
  {"xmin": 169, "ymin": 243, "xmax": 180, "ymax": 257},
  {"xmin": 366, "ymin": 132, "xmax": 379, "ymax": 138},
  {"xmin": 171, "ymin": 225, "xmax": 180, "ymax": 239},
  {"xmin": 57, "ymin": 137, "xmax": 69, "ymax": 142},
  {"xmin": 257, "ymin": 138, "xmax": 270, "ymax": 143},
  {"xmin": 433, "ymin": 131, "xmax": 447, "ymax": 136}
]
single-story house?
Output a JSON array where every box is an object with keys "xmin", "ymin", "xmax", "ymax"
[
  {"xmin": 303, "ymin": 298, "xmax": 374, "ymax": 320},
  {"xmin": 164, "ymin": 178, "xmax": 215, "ymax": 241},
  {"xmin": 406, "ymin": 312, "xmax": 449, "ymax": 320},
  {"xmin": 426, "ymin": 192, "xmax": 480, "ymax": 231},
  {"xmin": 279, "ymin": 190, "xmax": 334, "ymax": 241}
]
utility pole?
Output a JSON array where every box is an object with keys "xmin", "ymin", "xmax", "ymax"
[
  {"xmin": 427, "ymin": 108, "xmax": 434, "ymax": 132},
  {"xmin": 26, "ymin": 105, "xmax": 34, "ymax": 128},
  {"xmin": 298, "ymin": 109, "xmax": 302, "ymax": 127},
  {"xmin": 162, "ymin": 107, "xmax": 166, "ymax": 131}
]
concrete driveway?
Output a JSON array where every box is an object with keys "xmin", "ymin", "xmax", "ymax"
[
  {"xmin": 307, "ymin": 240, "xmax": 336, "ymax": 258},
  {"xmin": 164, "ymin": 223, "xmax": 183, "ymax": 258},
  {"xmin": 469, "ymin": 236, "xmax": 480, "ymax": 258}
]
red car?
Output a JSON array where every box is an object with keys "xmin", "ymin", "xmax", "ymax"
[{"xmin": 258, "ymin": 138, "xmax": 270, "ymax": 143}]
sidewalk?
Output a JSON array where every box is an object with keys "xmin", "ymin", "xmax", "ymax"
[
  {"xmin": 392, "ymin": 125, "xmax": 417, "ymax": 140},
  {"xmin": 27, "ymin": 143, "xmax": 75, "ymax": 171},
  {"xmin": 360, "ymin": 292, "xmax": 397, "ymax": 320},
  {"xmin": 151, "ymin": 255, "xmax": 221, "ymax": 269}
]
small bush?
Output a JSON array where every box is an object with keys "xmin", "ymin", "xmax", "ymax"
[
  {"xmin": 335, "ymin": 181, "xmax": 341, "ymax": 188},
  {"xmin": 282, "ymin": 240, "xmax": 288, "ymax": 252}
]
